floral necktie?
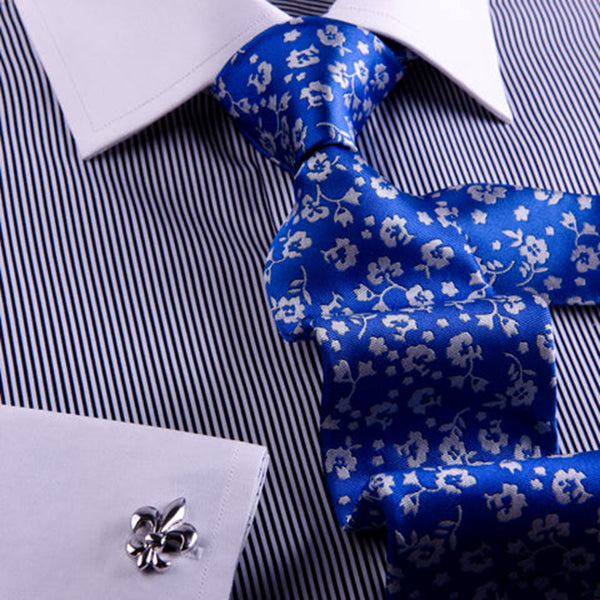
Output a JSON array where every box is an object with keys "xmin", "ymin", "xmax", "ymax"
[{"xmin": 213, "ymin": 16, "xmax": 600, "ymax": 600}]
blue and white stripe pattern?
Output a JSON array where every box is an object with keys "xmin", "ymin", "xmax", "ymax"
[{"xmin": 1, "ymin": 0, "xmax": 599, "ymax": 598}]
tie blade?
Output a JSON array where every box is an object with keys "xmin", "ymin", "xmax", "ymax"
[{"xmin": 317, "ymin": 300, "xmax": 558, "ymax": 527}]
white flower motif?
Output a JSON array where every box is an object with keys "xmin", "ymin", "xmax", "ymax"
[
  {"xmin": 446, "ymin": 332, "xmax": 481, "ymax": 368},
  {"xmin": 562, "ymin": 547, "xmax": 596, "ymax": 572},
  {"xmin": 387, "ymin": 579, "xmax": 401, "ymax": 596},
  {"xmin": 544, "ymin": 275, "xmax": 562, "ymax": 290},
  {"xmin": 291, "ymin": 118, "xmax": 307, "ymax": 151},
  {"xmin": 506, "ymin": 379, "xmax": 537, "ymax": 407},
  {"xmin": 471, "ymin": 209, "xmax": 487, "ymax": 224},
  {"xmin": 365, "ymin": 402, "xmax": 398, "ymax": 430},
  {"xmin": 405, "ymin": 285, "xmax": 434, "ymax": 309},
  {"xmin": 331, "ymin": 320, "xmax": 349, "ymax": 335},
  {"xmin": 466, "ymin": 184, "xmax": 507, "ymax": 205},
  {"xmin": 536, "ymin": 326, "xmax": 556, "ymax": 362},
  {"xmin": 324, "ymin": 447, "xmax": 357, "ymax": 480},
  {"xmin": 382, "ymin": 314, "xmax": 418, "ymax": 341},
  {"xmin": 577, "ymin": 194, "xmax": 593, "ymax": 210},
  {"xmin": 485, "ymin": 483, "xmax": 527, "ymax": 521},
  {"xmin": 534, "ymin": 189, "xmax": 564, "ymax": 204},
  {"xmin": 366, "ymin": 473, "xmax": 395, "ymax": 499},
  {"xmin": 300, "ymin": 194, "xmax": 329, "ymax": 222},
  {"xmin": 435, "ymin": 468, "xmax": 477, "ymax": 494},
  {"xmin": 372, "ymin": 439, "xmax": 385, "ymax": 451},
  {"xmin": 421, "ymin": 239, "xmax": 454, "ymax": 269},
  {"xmin": 459, "ymin": 545, "xmax": 493, "ymax": 573},
  {"xmin": 396, "ymin": 431, "xmax": 429, "ymax": 467},
  {"xmin": 247, "ymin": 61, "xmax": 272, "ymax": 93},
  {"xmin": 552, "ymin": 468, "xmax": 592, "ymax": 505},
  {"xmin": 514, "ymin": 205, "xmax": 530, "ymax": 221},
  {"xmin": 357, "ymin": 41, "xmax": 369, "ymax": 55},
  {"xmin": 300, "ymin": 81, "xmax": 333, "ymax": 108},
  {"xmin": 273, "ymin": 296, "xmax": 305, "ymax": 324},
  {"xmin": 571, "ymin": 244, "xmax": 600, "ymax": 272},
  {"xmin": 368, "ymin": 336, "xmax": 388, "ymax": 356},
  {"xmin": 478, "ymin": 422, "xmax": 508, "ymax": 454},
  {"xmin": 362, "ymin": 96, "xmax": 373, "ymax": 114},
  {"xmin": 528, "ymin": 514, "xmax": 569, "ymax": 543},
  {"xmin": 473, "ymin": 583, "xmax": 500, "ymax": 600},
  {"xmin": 380, "ymin": 215, "xmax": 413, "ymax": 247},
  {"xmin": 401, "ymin": 344, "xmax": 436, "ymax": 374},
  {"xmin": 354, "ymin": 59, "xmax": 369, "ymax": 84},
  {"xmin": 282, "ymin": 230, "xmax": 312, "ymax": 259},
  {"xmin": 441, "ymin": 281, "xmax": 459, "ymax": 297},
  {"xmin": 305, "ymin": 152, "xmax": 332, "ymax": 181},
  {"xmin": 366, "ymin": 256, "xmax": 403, "ymax": 285},
  {"xmin": 371, "ymin": 176, "xmax": 398, "ymax": 199},
  {"xmin": 320, "ymin": 294, "xmax": 346, "ymax": 320},
  {"xmin": 534, "ymin": 293, "xmax": 551, "ymax": 307},
  {"xmin": 280, "ymin": 116, "xmax": 291, "ymax": 151},
  {"xmin": 317, "ymin": 24, "xmax": 346, "ymax": 49},
  {"xmin": 514, "ymin": 435, "xmax": 541, "ymax": 460},
  {"xmin": 332, "ymin": 360, "xmax": 351, "ymax": 384},
  {"xmin": 417, "ymin": 211, "xmax": 434, "ymax": 225},
  {"xmin": 520, "ymin": 235, "xmax": 550, "ymax": 265},
  {"xmin": 372, "ymin": 63, "xmax": 389, "ymax": 89},
  {"xmin": 435, "ymin": 203, "xmax": 459, "ymax": 228},
  {"xmin": 560, "ymin": 211, "xmax": 577, "ymax": 228},
  {"xmin": 322, "ymin": 238, "xmax": 359, "ymax": 271},
  {"xmin": 407, "ymin": 535, "xmax": 445, "ymax": 568},
  {"xmin": 502, "ymin": 295, "xmax": 526, "ymax": 315},
  {"xmin": 407, "ymin": 388, "xmax": 441, "ymax": 415},
  {"xmin": 258, "ymin": 130, "xmax": 276, "ymax": 155},
  {"xmin": 212, "ymin": 77, "xmax": 228, "ymax": 100},
  {"xmin": 283, "ymin": 29, "xmax": 301, "ymax": 43},
  {"xmin": 286, "ymin": 45, "xmax": 320, "ymax": 68},
  {"xmin": 439, "ymin": 433, "xmax": 467, "ymax": 465},
  {"xmin": 328, "ymin": 61, "xmax": 350, "ymax": 88}
]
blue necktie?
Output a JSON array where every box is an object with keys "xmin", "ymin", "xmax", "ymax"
[{"xmin": 213, "ymin": 16, "xmax": 600, "ymax": 599}]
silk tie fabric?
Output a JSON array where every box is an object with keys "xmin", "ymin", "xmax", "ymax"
[{"xmin": 213, "ymin": 16, "xmax": 600, "ymax": 600}]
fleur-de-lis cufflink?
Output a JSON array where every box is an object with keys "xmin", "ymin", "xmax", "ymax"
[{"xmin": 126, "ymin": 497, "xmax": 198, "ymax": 572}]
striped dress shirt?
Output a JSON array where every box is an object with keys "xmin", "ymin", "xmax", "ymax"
[{"xmin": 0, "ymin": 0, "xmax": 599, "ymax": 598}]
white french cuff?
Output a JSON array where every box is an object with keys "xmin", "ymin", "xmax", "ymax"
[{"xmin": 0, "ymin": 405, "xmax": 269, "ymax": 600}]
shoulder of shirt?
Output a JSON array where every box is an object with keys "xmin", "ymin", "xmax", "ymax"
[{"xmin": 13, "ymin": 0, "xmax": 511, "ymax": 159}]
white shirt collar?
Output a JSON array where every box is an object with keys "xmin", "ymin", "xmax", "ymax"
[
  {"xmin": 326, "ymin": 0, "xmax": 512, "ymax": 125},
  {"xmin": 14, "ymin": 0, "xmax": 511, "ymax": 159}
]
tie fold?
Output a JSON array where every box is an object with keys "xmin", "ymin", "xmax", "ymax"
[{"xmin": 379, "ymin": 453, "xmax": 600, "ymax": 599}]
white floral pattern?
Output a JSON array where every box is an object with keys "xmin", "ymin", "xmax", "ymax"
[
  {"xmin": 213, "ymin": 15, "xmax": 600, "ymax": 600},
  {"xmin": 552, "ymin": 468, "xmax": 592, "ymax": 505}
]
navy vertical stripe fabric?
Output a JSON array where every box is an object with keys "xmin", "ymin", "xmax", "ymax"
[{"xmin": 0, "ymin": 0, "xmax": 599, "ymax": 599}]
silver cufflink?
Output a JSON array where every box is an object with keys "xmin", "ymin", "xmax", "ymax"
[{"xmin": 126, "ymin": 497, "xmax": 198, "ymax": 572}]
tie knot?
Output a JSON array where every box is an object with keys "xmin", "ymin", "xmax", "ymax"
[{"xmin": 213, "ymin": 17, "xmax": 407, "ymax": 173}]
